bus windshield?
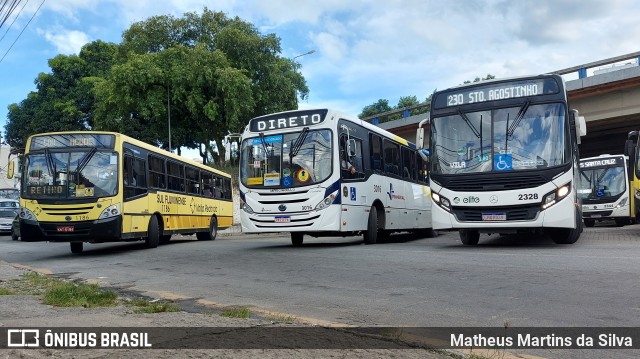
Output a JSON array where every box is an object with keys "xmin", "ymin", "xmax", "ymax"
[
  {"xmin": 23, "ymin": 150, "xmax": 119, "ymax": 199},
  {"xmin": 578, "ymin": 165, "xmax": 626, "ymax": 200},
  {"xmin": 431, "ymin": 103, "xmax": 568, "ymax": 174},
  {"xmin": 240, "ymin": 129, "xmax": 333, "ymax": 188}
]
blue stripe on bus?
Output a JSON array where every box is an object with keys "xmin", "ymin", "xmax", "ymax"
[{"xmin": 325, "ymin": 179, "xmax": 341, "ymax": 205}]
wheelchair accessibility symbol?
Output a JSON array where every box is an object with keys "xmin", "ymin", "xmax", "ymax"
[{"xmin": 493, "ymin": 154, "xmax": 512, "ymax": 171}]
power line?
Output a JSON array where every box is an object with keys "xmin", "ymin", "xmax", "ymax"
[
  {"xmin": 0, "ymin": 0, "xmax": 21, "ymax": 29},
  {"xmin": 0, "ymin": 0, "xmax": 43, "ymax": 65},
  {"xmin": 0, "ymin": 0, "xmax": 29, "ymax": 44}
]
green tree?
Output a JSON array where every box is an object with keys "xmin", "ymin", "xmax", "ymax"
[
  {"xmin": 359, "ymin": 99, "xmax": 392, "ymax": 120},
  {"xmin": 463, "ymin": 74, "xmax": 496, "ymax": 84},
  {"xmin": 4, "ymin": 40, "xmax": 118, "ymax": 148},
  {"xmin": 97, "ymin": 8, "xmax": 308, "ymax": 164}
]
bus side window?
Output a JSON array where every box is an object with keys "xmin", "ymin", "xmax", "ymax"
[
  {"xmin": 149, "ymin": 155, "xmax": 166, "ymax": 189},
  {"xmin": 202, "ymin": 172, "xmax": 213, "ymax": 197},
  {"xmin": 369, "ymin": 134, "xmax": 383, "ymax": 171}
]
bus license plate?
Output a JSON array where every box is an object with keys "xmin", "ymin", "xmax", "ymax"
[
  {"xmin": 482, "ymin": 213, "xmax": 506, "ymax": 221},
  {"xmin": 57, "ymin": 225, "xmax": 75, "ymax": 232},
  {"xmin": 274, "ymin": 216, "xmax": 290, "ymax": 223}
]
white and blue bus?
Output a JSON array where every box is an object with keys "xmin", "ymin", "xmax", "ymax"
[
  {"xmin": 417, "ymin": 74, "xmax": 587, "ymax": 245},
  {"xmin": 239, "ymin": 108, "xmax": 433, "ymax": 246},
  {"xmin": 578, "ymin": 154, "xmax": 630, "ymax": 227}
]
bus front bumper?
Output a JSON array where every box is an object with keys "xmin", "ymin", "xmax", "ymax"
[
  {"xmin": 432, "ymin": 194, "xmax": 577, "ymax": 230},
  {"xmin": 240, "ymin": 205, "xmax": 342, "ymax": 233},
  {"xmin": 20, "ymin": 216, "xmax": 122, "ymax": 243}
]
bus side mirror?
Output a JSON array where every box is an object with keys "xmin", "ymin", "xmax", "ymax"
[
  {"xmin": 347, "ymin": 139, "xmax": 357, "ymax": 157},
  {"xmin": 7, "ymin": 160, "xmax": 14, "ymax": 179},
  {"xmin": 419, "ymin": 148, "xmax": 429, "ymax": 162},
  {"xmin": 624, "ymin": 139, "xmax": 634, "ymax": 157},
  {"xmin": 416, "ymin": 128, "xmax": 425, "ymax": 149}
]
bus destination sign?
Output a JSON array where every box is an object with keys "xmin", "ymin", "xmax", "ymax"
[
  {"xmin": 30, "ymin": 134, "xmax": 116, "ymax": 151},
  {"xmin": 579, "ymin": 157, "xmax": 624, "ymax": 168},
  {"xmin": 433, "ymin": 78, "xmax": 560, "ymax": 109},
  {"xmin": 249, "ymin": 109, "xmax": 328, "ymax": 132}
]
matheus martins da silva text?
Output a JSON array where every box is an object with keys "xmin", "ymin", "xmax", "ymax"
[{"xmin": 451, "ymin": 333, "xmax": 633, "ymax": 348}]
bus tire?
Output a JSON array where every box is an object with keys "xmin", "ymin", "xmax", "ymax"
[
  {"xmin": 550, "ymin": 209, "xmax": 581, "ymax": 244},
  {"xmin": 363, "ymin": 207, "xmax": 378, "ymax": 245},
  {"xmin": 614, "ymin": 218, "xmax": 627, "ymax": 227},
  {"xmin": 70, "ymin": 242, "xmax": 83, "ymax": 254},
  {"xmin": 197, "ymin": 216, "xmax": 217, "ymax": 241},
  {"xmin": 291, "ymin": 232, "xmax": 304, "ymax": 246},
  {"xmin": 583, "ymin": 219, "xmax": 595, "ymax": 227},
  {"xmin": 146, "ymin": 216, "xmax": 160, "ymax": 248},
  {"xmin": 459, "ymin": 230, "xmax": 479, "ymax": 245}
]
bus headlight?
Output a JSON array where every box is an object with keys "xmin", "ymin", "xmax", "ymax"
[
  {"xmin": 432, "ymin": 192, "xmax": 451, "ymax": 212},
  {"xmin": 99, "ymin": 203, "xmax": 121, "ymax": 219},
  {"xmin": 19, "ymin": 207, "xmax": 38, "ymax": 223},
  {"xmin": 315, "ymin": 192, "xmax": 337, "ymax": 211},
  {"xmin": 240, "ymin": 199, "xmax": 254, "ymax": 214},
  {"xmin": 616, "ymin": 197, "xmax": 628, "ymax": 208},
  {"xmin": 542, "ymin": 183, "xmax": 571, "ymax": 210}
]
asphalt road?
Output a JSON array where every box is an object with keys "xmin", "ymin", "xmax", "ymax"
[{"xmin": 2, "ymin": 222, "xmax": 640, "ymax": 358}]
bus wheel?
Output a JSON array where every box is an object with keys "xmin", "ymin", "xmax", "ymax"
[
  {"xmin": 197, "ymin": 216, "xmax": 217, "ymax": 241},
  {"xmin": 363, "ymin": 207, "xmax": 378, "ymax": 245},
  {"xmin": 614, "ymin": 218, "xmax": 627, "ymax": 227},
  {"xmin": 70, "ymin": 242, "xmax": 83, "ymax": 254},
  {"xmin": 291, "ymin": 232, "xmax": 304, "ymax": 246},
  {"xmin": 459, "ymin": 230, "xmax": 479, "ymax": 245},
  {"xmin": 583, "ymin": 219, "xmax": 595, "ymax": 227},
  {"xmin": 549, "ymin": 209, "xmax": 581, "ymax": 244},
  {"xmin": 146, "ymin": 216, "xmax": 160, "ymax": 248}
]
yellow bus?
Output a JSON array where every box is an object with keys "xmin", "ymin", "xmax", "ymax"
[{"xmin": 11, "ymin": 131, "xmax": 232, "ymax": 253}]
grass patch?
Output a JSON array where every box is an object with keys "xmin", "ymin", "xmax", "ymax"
[
  {"xmin": 220, "ymin": 306, "xmax": 251, "ymax": 319},
  {"xmin": 43, "ymin": 282, "xmax": 117, "ymax": 308},
  {"xmin": 0, "ymin": 288, "xmax": 14, "ymax": 295},
  {"xmin": 128, "ymin": 299, "xmax": 181, "ymax": 314},
  {"xmin": 265, "ymin": 313, "xmax": 295, "ymax": 324}
]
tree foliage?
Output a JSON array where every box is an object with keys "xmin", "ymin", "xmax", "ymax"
[
  {"xmin": 4, "ymin": 40, "xmax": 118, "ymax": 149},
  {"xmin": 4, "ymin": 8, "xmax": 308, "ymax": 165}
]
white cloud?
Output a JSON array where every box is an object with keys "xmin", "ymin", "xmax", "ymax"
[{"xmin": 39, "ymin": 29, "xmax": 90, "ymax": 54}]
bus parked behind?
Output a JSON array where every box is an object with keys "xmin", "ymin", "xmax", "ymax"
[{"xmin": 578, "ymin": 154, "xmax": 630, "ymax": 227}]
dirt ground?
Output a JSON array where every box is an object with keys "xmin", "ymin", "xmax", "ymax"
[{"xmin": 0, "ymin": 260, "xmax": 459, "ymax": 359}]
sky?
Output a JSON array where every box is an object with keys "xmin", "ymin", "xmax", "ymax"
[{"xmin": 1, "ymin": 0, "xmax": 639, "ymax": 159}]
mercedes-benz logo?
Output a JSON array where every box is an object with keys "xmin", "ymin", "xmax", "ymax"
[
  {"xmin": 489, "ymin": 195, "xmax": 498, "ymax": 204},
  {"xmin": 278, "ymin": 204, "xmax": 287, "ymax": 212},
  {"xmin": 65, "ymin": 216, "xmax": 72, "ymax": 221}
]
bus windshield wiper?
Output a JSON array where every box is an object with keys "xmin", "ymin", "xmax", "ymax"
[
  {"xmin": 507, "ymin": 100, "xmax": 531, "ymax": 137},
  {"xmin": 44, "ymin": 149, "xmax": 56, "ymax": 179},
  {"xmin": 258, "ymin": 133, "xmax": 270, "ymax": 157},
  {"xmin": 289, "ymin": 127, "xmax": 309, "ymax": 160},
  {"xmin": 458, "ymin": 110, "xmax": 480, "ymax": 138},
  {"xmin": 75, "ymin": 147, "xmax": 97, "ymax": 174}
]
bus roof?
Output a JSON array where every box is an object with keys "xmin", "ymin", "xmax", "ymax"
[{"xmin": 245, "ymin": 108, "xmax": 417, "ymax": 148}]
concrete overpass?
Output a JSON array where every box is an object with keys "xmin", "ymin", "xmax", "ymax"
[{"xmin": 373, "ymin": 51, "xmax": 640, "ymax": 158}]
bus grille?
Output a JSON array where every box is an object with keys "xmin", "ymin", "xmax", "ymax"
[
  {"xmin": 583, "ymin": 210, "xmax": 613, "ymax": 218},
  {"xmin": 453, "ymin": 205, "xmax": 540, "ymax": 222},
  {"xmin": 41, "ymin": 206, "xmax": 93, "ymax": 216},
  {"xmin": 251, "ymin": 215, "xmax": 321, "ymax": 228},
  {"xmin": 446, "ymin": 174, "xmax": 548, "ymax": 191}
]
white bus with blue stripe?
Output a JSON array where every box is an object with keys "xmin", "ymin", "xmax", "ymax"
[
  {"xmin": 578, "ymin": 154, "xmax": 630, "ymax": 227},
  {"xmin": 239, "ymin": 108, "xmax": 433, "ymax": 246},
  {"xmin": 418, "ymin": 75, "xmax": 587, "ymax": 245}
]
